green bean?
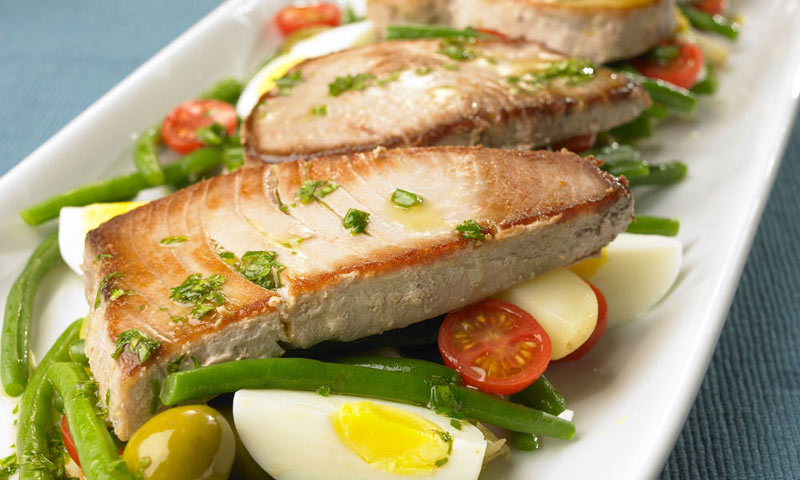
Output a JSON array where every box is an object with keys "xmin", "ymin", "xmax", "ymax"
[
  {"xmin": 48, "ymin": 362, "xmax": 136, "ymax": 480},
  {"xmin": 509, "ymin": 375, "xmax": 566, "ymax": 416},
  {"xmin": 691, "ymin": 64, "xmax": 718, "ymax": 95},
  {"xmin": 512, "ymin": 432, "xmax": 540, "ymax": 451},
  {"xmin": 620, "ymin": 68, "xmax": 697, "ymax": 115},
  {"xmin": 222, "ymin": 145, "xmax": 245, "ymax": 172},
  {"xmin": 17, "ymin": 319, "xmax": 82, "ymax": 480},
  {"xmin": 626, "ymin": 215, "xmax": 680, "ymax": 236},
  {"xmin": 160, "ymin": 358, "xmax": 575, "ymax": 439},
  {"xmin": 680, "ymin": 6, "xmax": 739, "ymax": 40},
  {"xmin": 132, "ymin": 126, "xmax": 164, "ymax": 186},
  {"xmin": 385, "ymin": 25, "xmax": 483, "ymax": 40},
  {"xmin": 19, "ymin": 154, "xmax": 224, "ymax": 225},
  {"xmin": 68, "ymin": 339, "xmax": 88, "ymax": 365},
  {"xmin": 627, "ymin": 161, "xmax": 688, "ymax": 187},
  {"xmin": 610, "ymin": 116, "xmax": 653, "ymax": 143},
  {"xmin": 336, "ymin": 356, "xmax": 461, "ymax": 384},
  {"xmin": 2, "ymin": 233, "xmax": 61, "ymax": 396},
  {"xmin": 199, "ymin": 77, "xmax": 244, "ymax": 105},
  {"xmin": 584, "ymin": 144, "xmax": 641, "ymax": 165},
  {"xmin": 178, "ymin": 147, "xmax": 224, "ymax": 177}
]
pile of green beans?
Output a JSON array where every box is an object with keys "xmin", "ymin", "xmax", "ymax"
[
  {"xmin": 619, "ymin": 68, "xmax": 697, "ymax": 115},
  {"xmin": 160, "ymin": 357, "xmax": 575, "ymax": 440},
  {"xmin": 1, "ymin": 233, "xmax": 61, "ymax": 395},
  {"xmin": 16, "ymin": 319, "xmax": 81, "ymax": 480},
  {"xmin": 585, "ymin": 144, "xmax": 688, "ymax": 188},
  {"xmin": 48, "ymin": 362, "xmax": 135, "ymax": 480}
]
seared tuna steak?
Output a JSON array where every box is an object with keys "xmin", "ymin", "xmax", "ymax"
[
  {"xmin": 243, "ymin": 39, "xmax": 650, "ymax": 164},
  {"xmin": 84, "ymin": 146, "xmax": 633, "ymax": 439}
]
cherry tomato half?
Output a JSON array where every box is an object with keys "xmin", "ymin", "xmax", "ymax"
[
  {"xmin": 274, "ymin": 3, "xmax": 341, "ymax": 37},
  {"xmin": 551, "ymin": 133, "xmax": 597, "ymax": 154},
  {"xmin": 558, "ymin": 282, "xmax": 608, "ymax": 362},
  {"xmin": 693, "ymin": 0, "xmax": 725, "ymax": 15},
  {"xmin": 161, "ymin": 99, "xmax": 237, "ymax": 155},
  {"xmin": 61, "ymin": 415, "xmax": 81, "ymax": 468},
  {"xmin": 438, "ymin": 299, "xmax": 552, "ymax": 395},
  {"xmin": 631, "ymin": 40, "xmax": 705, "ymax": 90}
]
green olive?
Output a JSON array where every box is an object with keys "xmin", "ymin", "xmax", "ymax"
[{"xmin": 123, "ymin": 405, "xmax": 235, "ymax": 480}]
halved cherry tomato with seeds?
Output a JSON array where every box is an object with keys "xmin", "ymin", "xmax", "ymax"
[
  {"xmin": 161, "ymin": 99, "xmax": 237, "ymax": 155},
  {"xmin": 558, "ymin": 282, "xmax": 608, "ymax": 362},
  {"xmin": 274, "ymin": 3, "xmax": 341, "ymax": 37},
  {"xmin": 438, "ymin": 299, "xmax": 552, "ymax": 395}
]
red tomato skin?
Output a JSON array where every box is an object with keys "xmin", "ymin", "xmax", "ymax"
[
  {"xmin": 475, "ymin": 28, "xmax": 508, "ymax": 40},
  {"xmin": 438, "ymin": 299, "xmax": 552, "ymax": 395},
  {"xmin": 160, "ymin": 99, "xmax": 237, "ymax": 155},
  {"xmin": 558, "ymin": 282, "xmax": 608, "ymax": 362},
  {"xmin": 632, "ymin": 41, "xmax": 705, "ymax": 90},
  {"xmin": 275, "ymin": 3, "xmax": 341, "ymax": 37},
  {"xmin": 551, "ymin": 133, "xmax": 597, "ymax": 154},
  {"xmin": 694, "ymin": 0, "xmax": 725, "ymax": 15},
  {"xmin": 61, "ymin": 415, "xmax": 81, "ymax": 468}
]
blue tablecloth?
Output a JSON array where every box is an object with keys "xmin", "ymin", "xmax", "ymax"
[{"xmin": 1, "ymin": 1, "xmax": 798, "ymax": 477}]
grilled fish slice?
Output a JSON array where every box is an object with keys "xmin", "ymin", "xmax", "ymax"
[
  {"xmin": 243, "ymin": 39, "xmax": 650, "ymax": 164},
  {"xmin": 84, "ymin": 146, "xmax": 633, "ymax": 439},
  {"xmin": 367, "ymin": 0, "xmax": 677, "ymax": 63}
]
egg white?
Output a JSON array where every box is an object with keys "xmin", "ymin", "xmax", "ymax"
[{"xmin": 233, "ymin": 390, "xmax": 487, "ymax": 480}]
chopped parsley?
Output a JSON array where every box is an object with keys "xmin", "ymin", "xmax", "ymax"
[
  {"xmin": 96, "ymin": 253, "xmax": 114, "ymax": 260},
  {"xmin": 275, "ymin": 71, "xmax": 304, "ymax": 96},
  {"xmin": 316, "ymin": 385, "xmax": 331, "ymax": 397},
  {"xmin": 218, "ymin": 251, "xmax": 237, "ymax": 264},
  {"xmin": 450, "ymin": 419, "xmax": 463, "ymax": 430},
  {"xmin": 310, "ymin": 104, "xmax": 328, "ymax": 116},
  {"xmin": 378, "ymin": 69, "xmax": 404, "ymax": 86},
  {"xmin": 136, "ymin": 304, "xmax": 146, "ymax": 311},
  {"xmin": 438, "ymin": 37, "xmax": 476, "ymax": 61},
  {"xmin": 166, "ymin": 354, "xmax": 186, "ymax": 374},
  {"xmin": 526, "ymin": 59, "xmax": 596, "ymax": 86},
  {"xmin": 192, "ymin": 356, "xmax": 201, "ymax": 369},
  {"xmin": 238, "ymin": 251, "xmax": 285, "ymax": 290},
  {"xmin": 328, "ymin": 73, "xmax": 376, "ymax": 96},
  {"xmin": 109, "ymin": 288, "xmax": 134, "ymax": 301},
  {"xmin": 295, "ymin": 179, "xmax": 339, "ymax": 204},
  {"xmin": 159, "ymin": 236, "xmax": 188, "ymax": 246},
  {"xmin": 456, "ymin": 220, "xmax": 485, "ymax": 240},
  {"xmin": 415, "ymin": 66, "xmax": 432, "ymax": 75},
  {"xmin": 442, "ymin": 63, "xmax": 459, "ymax": 71},
  {"xmin": 342, "ymin": 208, "xmax": 370, "ymax": 235},
  {"xmin": 391, "ymin": 188, "xmax": 423, "ymax": 208},
  {"xmin": 73, "ymin": 379, "xmax": 98, "ymax": 400},
  {"xmin": 435, "ymin": 457, "xmax": 449, "ymax": 468},
  {"xmin": 170, "ymin": 273, "xmax": 226, "ymax": 319},
  {"xmin": 111, "ymin": 329, "xmax": 161, "ymax": 364},
  {"xmin": 95, "ymin": 272, "xmax": 123, "ymax": 309},
  {"xmin": 0, "ymin": 453, "xmax": 18, "ymax": 478}
]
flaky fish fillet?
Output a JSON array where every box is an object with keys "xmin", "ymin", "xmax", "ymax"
[{"xmin": 84, "ymin": 146, "xmax": 633, "ymax": 439}]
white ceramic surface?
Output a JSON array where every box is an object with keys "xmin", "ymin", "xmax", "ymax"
[{"xmin": 1, "ymin": 1, "xmax": 799, "ymax": 478}]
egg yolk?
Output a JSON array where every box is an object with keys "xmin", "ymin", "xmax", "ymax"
[
  {"xmin": 81, "ymin": 202, "xmax": 146, "ymax": 234},
  {"xmin": 569, "ymin": 247, "xmax": 608, "ymax": 280},
  {"xmin": 332, "ymin": 402, "xmax": 452, "ymax": 475}
]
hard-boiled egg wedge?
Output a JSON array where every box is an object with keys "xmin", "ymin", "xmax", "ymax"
[
  {"xmin": 494, "ymin": 268, "xmax": 599, "ymax": 360},
  {"xmin": 233, "ymin": 390, "xmax": 487, "ymax": 480},
  {"xmin": 236, "ymin": 21, "xmax": 377, "ymax": 118},
  {"xmin": 59, "ymin": 202, "xmax": 147, "ymax": 275},
  {"xmin": 571, "ymin": 233, "xmax": 682, "ymax": 328}
]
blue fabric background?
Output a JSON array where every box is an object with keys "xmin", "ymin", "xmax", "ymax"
[{"xmin": 1, "ymin": 1, "xmax": 798, "ymax": 478}]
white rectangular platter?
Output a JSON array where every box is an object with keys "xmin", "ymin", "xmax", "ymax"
[{"xmin": 1, "ymin": 1, "xmax": 799, "ymax": 478}]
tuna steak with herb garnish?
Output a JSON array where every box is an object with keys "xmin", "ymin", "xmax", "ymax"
[
  {"xmin": 367, "ymin": 0, "xmax": 677, "ymax": 63},
  {"xmin": 242, "ymin": 38, "xmax": 650, "ymax": 164},
  {"xmin": 83, "ymin": 146, "xmax": 633, "ymax": 440}
]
